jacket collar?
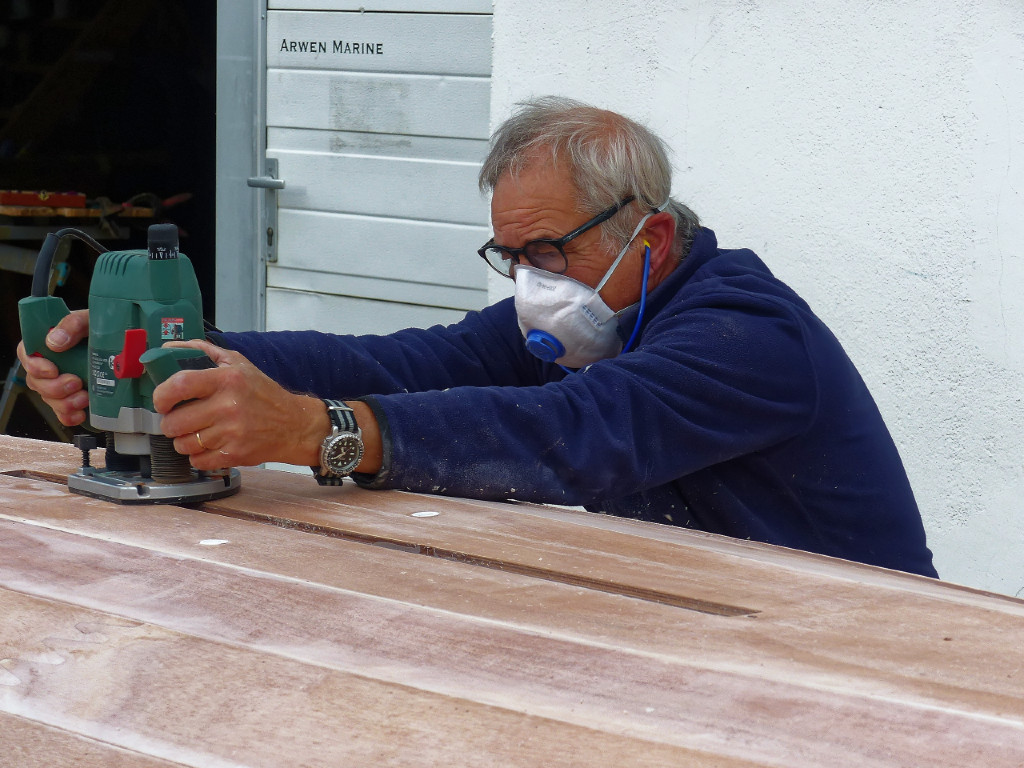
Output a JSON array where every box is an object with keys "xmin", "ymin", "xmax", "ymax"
[{"xmin": 615, "ymin": 227, "xmax": 719, "ymax": 342}]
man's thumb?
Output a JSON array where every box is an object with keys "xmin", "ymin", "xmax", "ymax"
[{"xmin": 46, "ymin": 328, "xmax": 71, "ymax": 350}]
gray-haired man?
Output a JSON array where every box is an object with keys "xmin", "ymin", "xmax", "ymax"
[{"xmin": 19, "ymin": 96, "xmax": 936, "ymax": 576}]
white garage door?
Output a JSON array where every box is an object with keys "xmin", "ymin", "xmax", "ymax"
[{"xmin": 261, "ymin": 1, "xmax": 492, "ymax": 336}]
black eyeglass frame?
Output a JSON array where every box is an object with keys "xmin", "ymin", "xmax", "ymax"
[{"xmin": 478, "ymin": 195, "xmax": 636, "ymax": 278}]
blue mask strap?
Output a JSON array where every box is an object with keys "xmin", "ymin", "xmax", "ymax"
[
  {"xmin": 620, "ymin": 243, "xmax": 651, "ymax": 355},
  {"xmin": 559, "ymin": 243, "xmax": 651, "ymax": 375}
]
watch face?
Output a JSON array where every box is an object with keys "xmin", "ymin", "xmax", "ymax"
[{"xmin": 324, "ymin": 433, "xmax": 364, "ymax": 474}]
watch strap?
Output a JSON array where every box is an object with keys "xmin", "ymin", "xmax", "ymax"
[
  {"xmin": 314, "ymin": 471, "xmax": 346, "ymax": 486},
  {"xmin": 312, "ymin": 399, "xmax": 358, "ymax": 485},
  {"xmin": 324, "ymin": 399, "xmax": 357, "ymax": 432}
]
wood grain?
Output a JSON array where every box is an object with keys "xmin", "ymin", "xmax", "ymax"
[
  {"xmin": 1, "ymin": 712, "xmax": 186, "ymax": 768},
  {"xmin": 2, "ymin": 435, "xmax": 1023, "ymax": 766}
]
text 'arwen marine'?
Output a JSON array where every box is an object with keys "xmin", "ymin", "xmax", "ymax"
[{"xmin": 279, "ymin": 39, "xmax": 384, "ymax": 55}]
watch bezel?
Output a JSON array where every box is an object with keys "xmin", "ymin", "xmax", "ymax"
[{"xmin": 322, "ymin": 430, "xmax": 364, "ymax": 476}]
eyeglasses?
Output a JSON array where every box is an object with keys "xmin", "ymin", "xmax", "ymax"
[{"xmin": 478, "ymin": 196, "xmax": 635, "ymax": 278}]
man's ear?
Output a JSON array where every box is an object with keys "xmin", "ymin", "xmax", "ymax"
[{"xmin": 641, "ymin": 211, "xmax": 678, "ymax": 277}]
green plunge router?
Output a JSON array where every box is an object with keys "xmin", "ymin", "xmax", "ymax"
[{"xmin": 18, "ymin": 223, "xmax": 241, "ymax": 504}]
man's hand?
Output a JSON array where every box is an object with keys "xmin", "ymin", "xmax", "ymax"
[
  {"xmin": 152, "ymin": 339, "xmax": 332, "ymax": 470},
  {"xmin": 15, "ymin": 309, "xmax": 90, "ymax": 427},
  {"xmin": 19, "ymin": 320, "xmax": 383, "ymax": 475}
]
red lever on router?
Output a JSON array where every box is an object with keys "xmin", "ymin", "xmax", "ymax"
[{"xmin": 113, "ymin": 328, "xmax": 148, "ymax": 379}]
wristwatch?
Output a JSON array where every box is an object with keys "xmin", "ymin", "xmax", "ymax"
[{"xmin": 312, "ymin": 399, "xmax": 364, "ymax": 485}]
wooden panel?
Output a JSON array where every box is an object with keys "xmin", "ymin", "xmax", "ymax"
[
  {"xmin": 270, "ymin": 147, "xmax": 488, "ymax": 224},
  {"xmin": 2, "ymin": 484, "xmax": 1024, "ymax": 766},
  {"xmin": 1, "ymin": 712, "xmax": 184, "ymax": 768},
  {"xmin": 2, "ymin": 468, "xmax": 1022, "ymax": 727},
  {"xmin": 267, "ymin": 70, "xmax": 490, "ymax": 138},
  {"xmin": 0, "ymin": 515, "xmax": 1019, "ymax": 767},
  {"xmin": 265, "ymin": 287, "xmax": 471, "ymax": 334},
  {"xmin": 0, "ymin": 438, "xmax": 1014, "ymax": 613},
  {"xmin": 267, "ymin": 11, "xmax": 492, "ymax": 75},
  {"xmin": 0, "ymin": 589, "xmax": 709, "ymax": 768},
  {"xmin": 273, "ymin": 208, "xmax": 488, "ymax": 290},
  {"xmin": 4, "ymin": 435, "xmax": 1024, "ymax": 766}
]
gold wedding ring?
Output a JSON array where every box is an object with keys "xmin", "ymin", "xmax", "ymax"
[{"xmin": 195, "ymin": 431, "xmax": 206, "ymax": 451}]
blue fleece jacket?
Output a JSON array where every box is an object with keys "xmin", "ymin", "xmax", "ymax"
[{"xmin": 214, "ymin": 228, "xmax": 936, "ymax": 577}]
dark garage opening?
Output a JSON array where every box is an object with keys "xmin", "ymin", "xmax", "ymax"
[{"xmin": 0, "ymin": 0, "xmax": 218, "ymax": 441}]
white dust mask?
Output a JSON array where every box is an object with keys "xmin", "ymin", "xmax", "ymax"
[
  {"xmin": 514, "ymin": 202, "xmax": 667, "ymax": 368},
  {"xmin": 515, "ymin": 266, "xmax": 622, "ymax": 368}
]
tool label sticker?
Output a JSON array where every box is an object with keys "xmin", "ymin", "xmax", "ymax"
[
  {"xmin": 161, "ymin": 318, "xmax": 185, "ymax": 341},
  {"xmin": 91, "ymin": 352, "xmax": 117, "ymax": 397}
]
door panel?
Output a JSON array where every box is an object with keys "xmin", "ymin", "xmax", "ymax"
[
  {"xmin": 266, "ymin": 288, "xmax": 472, "ymax": 335},
  {"xmin": 267, "ymin": 11, "xmax": 491, "ymax": 75},
  {"xmin": 262, "ymin": 4, "xmax": 492, "ymax": 336},
  {"xmin": 267, "ymin": 70, "xmax": 490, "ymax": 138},
  {"xmin": 273, "ymin": 209, "xmax": 487, "ymax": 293},
  {"xmin": 268, "ymin": 147, "xmax": 487, "ymax": 223}
]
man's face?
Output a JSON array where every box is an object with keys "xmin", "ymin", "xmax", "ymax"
[{"xmin": 490, "ymin": 161, "xmax": 646, "ymax": 312}]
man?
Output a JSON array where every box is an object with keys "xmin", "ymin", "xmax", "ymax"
[{"xmin": 18, "ymin": 97, "xmax": 937, "ymax": 577}]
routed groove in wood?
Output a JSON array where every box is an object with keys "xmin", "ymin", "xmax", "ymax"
[
  {"xmin": 202, "ymin": 502, "xmax": 759, "ymax": 617},
  {"xmin": 3, "ymin": 468, "xmax": 758, "ymax": 616}
]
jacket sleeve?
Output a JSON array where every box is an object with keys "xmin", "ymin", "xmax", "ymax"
[
  {"xmin": 211, "ymin": 298, "xmax": 557, "ymax": 398},
  {"xmin": 357, "ymin": 290, "xmax": 820, "ymax": 505}
]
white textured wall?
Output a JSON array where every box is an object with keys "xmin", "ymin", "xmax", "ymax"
[{"xmin": 489, "ymin": 0, "xmax": 1024, "ymax": 594}]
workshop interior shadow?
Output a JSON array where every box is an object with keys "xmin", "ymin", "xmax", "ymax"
[{"xmin": 0, "ymin": 0, "xmax": 216, "ymax": 441}]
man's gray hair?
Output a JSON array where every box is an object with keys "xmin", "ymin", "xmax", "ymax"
[{"xmin": 479, "ymin": 96, "xmax": 700, "ymax": 257}]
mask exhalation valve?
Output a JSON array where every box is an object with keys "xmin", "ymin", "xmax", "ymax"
[{"xmin": 524, "ymin": 329, "xmax": 566, "ymax": 362}]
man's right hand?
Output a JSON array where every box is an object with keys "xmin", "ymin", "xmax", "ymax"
[{"xmin": 16, "ymin": 309, "xmax": 90, "ymax": 427}]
